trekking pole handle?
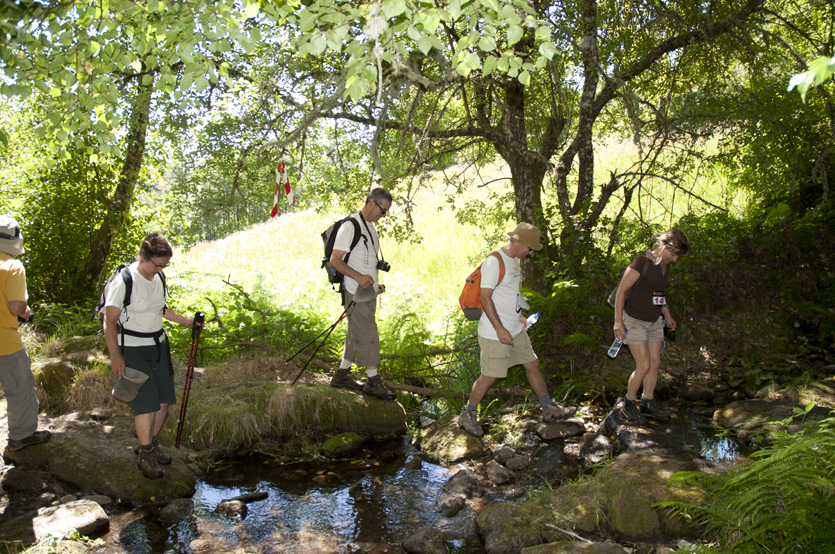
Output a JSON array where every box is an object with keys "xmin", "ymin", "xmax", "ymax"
[{"xmin": 192, "ymin": 311, "xmax": 205, "ymax": 340}]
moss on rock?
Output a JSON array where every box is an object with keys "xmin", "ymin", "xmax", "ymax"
[
  {"xmin": 414, "ymin": 416, "xmax": 484, "ymax": 463},
  {"xmin": 321, "ymin": 432, "xmax": 362, "ymax": 458},
  {"xmin": 180, "ymin": 381, "xmax": 406, "ymax": 453}
]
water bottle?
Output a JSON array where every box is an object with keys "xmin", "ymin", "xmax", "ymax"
[
  {"xmin": 526, "ymin": 312, "xmax": 540, "ymax": 327},
  {"xmin": 607, "ymin": 329, "xmax": 626, "ymax": 358}
]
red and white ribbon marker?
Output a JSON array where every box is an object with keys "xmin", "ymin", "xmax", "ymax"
[{"xmin": 271, "ymin": 160, "xmax": 296, "ymax": 218}]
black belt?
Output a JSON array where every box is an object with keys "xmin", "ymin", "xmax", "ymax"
[{"xmin": 118, "ymin": 326, "xmax": 172, "ymax": 373}]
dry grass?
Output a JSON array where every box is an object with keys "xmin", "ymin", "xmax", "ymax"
[{"xmin": 65, "ymin": 370, "xmax": 130, "ymax": 414}]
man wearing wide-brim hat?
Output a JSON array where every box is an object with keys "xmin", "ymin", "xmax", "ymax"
[
  {"xmin": 457, "ymin": 222, "xmax": 577, "ymax": 437},
  {"xmin": 0, "ymin": 214, "xmax": 51, "ymax": 452}
]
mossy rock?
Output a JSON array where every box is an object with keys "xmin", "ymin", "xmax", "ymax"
[
  {"xmin": 321, "ymin": 432, "xmax": 362, "ymax": 458},
  {"xmin": 3, "ymin": 414, "xmax": 196, "ymax": 505},
  {"xmin": 476, "ymin": 502, "xmax": 545, "ymax": 554},
  {"xmin": 596, "ymin": 450, "xmax": 705, "ymax": 541},
  {"xmin": 180, "ymin": 382, "xmax": 407, "ymax": 452},
  {"xmin": 414, "ymin": 416, "xmax": 484, "ymax": 463},
  {"xmin": 491, "ymin": 450, "xmax": 706, "ymax": 547},
  {"xmin": 62, "ymin": 335, "xmax": 106, "ymax": 354},
  {"xmin": 33, "ymin": 360, "xmax": 75, "ymax": 403}
]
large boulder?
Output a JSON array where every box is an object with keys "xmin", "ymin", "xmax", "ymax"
[
  {"xmin": 183, "ymin": 383, "xmax": 407, "ymax": 450},
  {"xmin": 477, "ymin": 449, "xmax": 706, "ymax": 549},
  {"xmin": 414, "ymin": 417, "xmax": 484, "ymax": 463},
  {"xmin": 2, "ymin": 412, "xmax": 197, "ymax": 505},
  {"xmin": 0, "ymin": 499, "xmax": 108, "ymax": 546},
  {"xmin": 713, "ymin": 400, "xmax": 833, "ymax": 443}
]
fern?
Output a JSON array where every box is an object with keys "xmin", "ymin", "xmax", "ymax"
[
  {"xmin": 560, "ymin": 332, "xmax": 597, "ymax": 348},
  {"xmin": 659, "ymin": 418, "xmax": 835, "ymax": 553}
]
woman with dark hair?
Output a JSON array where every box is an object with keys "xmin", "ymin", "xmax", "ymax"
[
  {"xmin": 613, "ymin": 229, "xmax": 690, "ymax": 422},
  {"xmin": 103, "ymin": 233, "xmax": 197, "ymax": 479}
]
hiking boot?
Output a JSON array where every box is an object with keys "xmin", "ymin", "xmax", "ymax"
[
  {"xmin": 619, "ymin": 398, "xmax": 646, "ymax": 423},
  {"xmin": 457, "ymin": 410, "xmax": 484, "ymax": 437},
  {"xmin": 542, "ymin": 400, "xmax": 577, "ymax": 422},
  {"xmin": 330, "ymin": 369, "xmax": 364, "ymax": 391},
  {"xmin": 7, "ymin": 430, "xmax": 51, "ymax": 452},
  {"xmin": 138, "ymin": 447, "xmax": 164, "ymax": 479},
  {"xmin": 640, "ymin": 398, "xmax": 671, "ymax": 421},
  {"xmin": 152, "ymin": 436, "xmax": 172, "ymax": 465},
  {"xmin": 363, "ymin": 375, "xmax": 396, "ymax": 401}
]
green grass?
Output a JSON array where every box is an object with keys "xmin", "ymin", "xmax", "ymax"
[{"xmin": 170, "ymin": 184, "xmax": 507, "ymax": 330}]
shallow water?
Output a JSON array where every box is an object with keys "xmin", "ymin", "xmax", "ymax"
[
  {"xmin": 99, "ymin": 437, "xmax": 485, "ymax": 553},
  {"xmin": 95, "ymin": 410, "xmax": 747, "ymax": 553}
]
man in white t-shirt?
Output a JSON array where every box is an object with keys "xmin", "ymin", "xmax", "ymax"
[
  {"xmin": 327, "ymin": 188, "xmax": 396, "ymax": 401},
  {"xmin": 457, "ymin": 223, "xmax": 577, "ymax": 437}
]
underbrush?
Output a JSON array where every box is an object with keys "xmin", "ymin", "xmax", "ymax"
[{"xmin": 661, "ymin": 418, "xmax": 835, "ymax": 553}]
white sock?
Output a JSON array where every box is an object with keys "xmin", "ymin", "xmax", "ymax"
[
  {"xmin": 366, "ymin": 368, "xmax": 378, "ymax": 378},
  {"xmin": 339, "ymin": 359, "xmax": 352, "ymax": 370}
]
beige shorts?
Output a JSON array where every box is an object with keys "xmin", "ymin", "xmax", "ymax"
[
  {"xmin": 623, "ymin": 313, "xmax": 664, "ymax": 345},
  {"xmin": 479, "ymin": 330, "xmax": 538, "ymax": 378}
]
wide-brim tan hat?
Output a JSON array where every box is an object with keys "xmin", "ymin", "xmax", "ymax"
[
  {"xmin": 109, "ymin": 367, "xmax": 149, "ymax": 402},
  {"xmin": 508, "ymin": 222, "xmax": 543, "ymax": 251}
]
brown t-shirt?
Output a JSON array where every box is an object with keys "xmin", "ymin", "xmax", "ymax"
[{"xmin": 624, "ymin": 251, "xmax": 670, "ymax": 323}]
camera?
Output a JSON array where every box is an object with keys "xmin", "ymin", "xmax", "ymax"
[
  {"xmin": 377, "ymin": 260, "xmax": 391, "ymax": 272},
  {"xmin": 18, "ymin": 313, "xmax": 34, "ymax": 324}
]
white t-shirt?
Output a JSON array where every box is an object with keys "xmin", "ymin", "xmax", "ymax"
[
  {"xmin": 104, "ymin": 262, "xmax": 166, "ymax": 347},
  {"xmin": 332, "ymin": 213, "xmax": 380, "ymax": 295},
  {"xmin": 478, "ymin": 248, "xmax": 524, "ymax": 340}
]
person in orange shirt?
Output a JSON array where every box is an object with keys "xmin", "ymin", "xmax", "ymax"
[{"xmin": 0, "ymin": 214, "xmax": 51, "ymax": 452}]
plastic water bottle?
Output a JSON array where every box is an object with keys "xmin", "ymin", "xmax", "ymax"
[
  {"xmin": 607, "ymin": 329, "xmax": 627, "ymax": 358},
  {"xmin": 526, "ymin": 312, "xmax": 540, "ymax": 327}
]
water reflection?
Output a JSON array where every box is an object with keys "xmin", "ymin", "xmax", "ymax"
[
  {"xmin": 186, "ymin": 440, "xmax": 481, "ymax": 553},
  {"xmin": 687, "ymin": 409, "xmax": 750, "ymax": 466}
]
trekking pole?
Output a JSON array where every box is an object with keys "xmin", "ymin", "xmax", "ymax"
[
  {"xmin": 176, "ymin": 311, "xmax": 205, "ymax": 448},
  {"xmin": 291, "ymin": 301, "xmax": 354, "ymax": 386},
  {"xmin": 286, "ymin": 314, "xmax": 347, "ymax": 362}
]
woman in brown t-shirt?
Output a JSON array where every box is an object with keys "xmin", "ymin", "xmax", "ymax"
[{"xmin": 613, "ymin": 229, "xmax": 690, "ymax": 422}]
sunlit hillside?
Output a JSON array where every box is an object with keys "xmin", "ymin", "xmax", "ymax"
[
  {"xmin": 172, "ymin": 177, "xmax": 513, "ymax": 328},
  {"xmin": 169, "ymin": 150, "xmax": 737, "ymax": 328}
]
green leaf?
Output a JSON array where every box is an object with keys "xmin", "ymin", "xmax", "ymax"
[
  {"xmin": 539, "ymin": 41, "xmax": 558, "ymax": 61},
  {"xmin": 499, "ymin": 5, "xmax": 520, "ymax": 26},
  {"xmin": 482, "ymin": 54, "xmax": 498, "ymax": 75},
  {"xmin": 244, "ymin": 1, "xmax": 260, "ymax": 18},
  {"xmin": 518, "ymin": 70, "xmax": 530, "ymax": 86},
  {"xmin": 382, "ymin": 0, "xmax": 407, "ymax": 19},
  {"xmin": 418, "ymin": 36, "xmax": 434, "ymax": 56},
  {"xmin": 478, "ymin": 0, "xmax": 500, "ymax": 12},
  {"xmin": 507, "ymin": 24, "xmax": 523, "ymax": 46},
  {"xmin": 449, "ymin": 0, "xmax": 462, "ymax": 19},
  {"xmin": 478, "ymin": 36, "xmax": 496, "ymax": 52}
]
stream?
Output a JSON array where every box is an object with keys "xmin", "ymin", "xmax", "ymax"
[{"xmin": 92, "ymin": 408, "xmax": 747, "ymax": 554}]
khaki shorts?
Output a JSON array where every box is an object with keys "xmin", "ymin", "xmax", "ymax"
[
  {"xmin": 342, "ymin": 290, "xmax": 380, "ymax": 367},
  {"xmin": 479, "ymin": 330, "xmax": 538, "ymax": 378},
  {"xmin": 623, "ymin": 313, "xmax": 664, "ymax": 345}
]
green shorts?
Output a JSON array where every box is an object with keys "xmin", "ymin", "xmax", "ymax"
[
  {"xmin": 623, "ymin": 313, "xmax": 664, "ymax": 345},
  {"xmin": 478, "ymin": 330, "xmax": 538, "ymax": 378},
  {"xmin": 123, "ymin": 342, "xmax": 176, "ymax": 416}
]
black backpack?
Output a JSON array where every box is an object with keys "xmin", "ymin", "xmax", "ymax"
[
  {"xmin": 93, "ymin": 263, "xmax": 168, "ymax": 353},
  {"xmin": 321, "ymin": 216, "xmax": 362, "ymax": 290}
]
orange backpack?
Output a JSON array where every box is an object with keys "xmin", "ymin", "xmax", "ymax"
[{"xmin": 459, "ymin": 251, "xmax": 506, "ymax": 321}]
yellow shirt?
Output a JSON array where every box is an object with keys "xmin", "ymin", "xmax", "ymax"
[{"xmin": 0, "ymin": 252, "xmax": 27, "ymax": 356}]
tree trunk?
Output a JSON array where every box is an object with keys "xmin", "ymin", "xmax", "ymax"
[
  {"xmin": 504, "ymin": 77, "xmax": 546, "ymax": 290},
  {"xmin": 75, "ymin": 76, "xmax": 154, "ymax": 296}
]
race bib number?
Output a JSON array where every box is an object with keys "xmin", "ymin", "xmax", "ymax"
[{"xmin": 652, "ymin": 291, "xmax": 667, "ymax": 306}]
